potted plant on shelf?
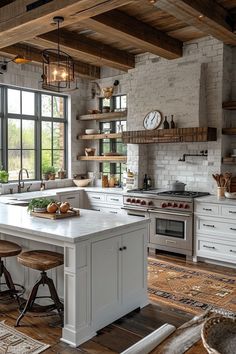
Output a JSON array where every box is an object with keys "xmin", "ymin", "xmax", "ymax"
[
  {"xmin": 42, "ymin": 166, "xmax": 56, "ymax": 180},
  {"xmin": 0, "ymin": 168, "xmax": 9, "ymax": 183},
  {"xmin": 28, "ymin": 198, "xmax": 55, "ymax": 213}
]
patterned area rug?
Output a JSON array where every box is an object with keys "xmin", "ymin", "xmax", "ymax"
[
  {"xmin": 148, "ymin": 258, "xmax": 236, "ymax": 316},
  {"xmin": 0, "ymin": 321, "xmax": 50, "ymax": 354}
]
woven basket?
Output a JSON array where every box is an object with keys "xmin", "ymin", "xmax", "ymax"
[{"xmin": 201, "ymin": 316, "xmax": 236, "ymax": 354}]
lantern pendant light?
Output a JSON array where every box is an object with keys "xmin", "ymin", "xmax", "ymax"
[{"xmin": 41, "ymin": 16, "xmax": 75, "ymax": 92}]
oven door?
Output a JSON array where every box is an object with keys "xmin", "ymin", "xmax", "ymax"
[{"xmin": 149, "ymin": 209, "xmax": 192, "ymax": 252}]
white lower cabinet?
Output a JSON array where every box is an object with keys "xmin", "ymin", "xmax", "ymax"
[
  {"xmin": 85, "ymin": 191, "xmax": 125, "ymax": 215},
  {"xmin": 57, "ymin": 191, "xmax": 81, "ymax": 208},
  {"xmin": 194, "ymin": 201, "xmax": 236, "ymax": 265},
  {"xmin": 91, "ymin": 229, "xmax": 147, "ymax": 328}
]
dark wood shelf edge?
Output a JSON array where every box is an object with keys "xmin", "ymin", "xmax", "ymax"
[{"xmin": 222, "ymin": 101, "xmax": 236, "ymax": 110}]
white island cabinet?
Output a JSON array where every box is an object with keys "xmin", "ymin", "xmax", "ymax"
[
  {"xmin": 0, "ymin": 204, "xmax": 149, "ymax": 347},
  {"xmin": 194, "ymin": 196, "xmax": 236, "ymax": 266}
]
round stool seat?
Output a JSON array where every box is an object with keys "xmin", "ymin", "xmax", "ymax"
[
  {"xmin": 17, "ymin": 250, "xmax": 64, "ymax": 271},
  {"xmin": 0, "ymin": 240, "xmax": 22, "ymax": 258}
]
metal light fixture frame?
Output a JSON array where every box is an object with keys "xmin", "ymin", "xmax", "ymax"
[{"xmin": 42, "ymin": 16, "xmax": 75, "ymax": 93}]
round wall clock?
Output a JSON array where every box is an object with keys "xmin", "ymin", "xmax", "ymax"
[{"xmin": 143, "ymin": 110, "xmax": 163, "ymax": 130}]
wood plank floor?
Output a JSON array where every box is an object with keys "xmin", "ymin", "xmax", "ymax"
[{"xmin": 0, "ymin": 251, "xmax": 235, "ymax": 353}]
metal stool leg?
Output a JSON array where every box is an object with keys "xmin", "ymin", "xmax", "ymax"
[
  {"xmin": 46, "ymin": 276, "xmax": 64, "ymax": 324},
  {"xmin": 0, "ymin": 259, "xmax": 21, "ymax": 305}
]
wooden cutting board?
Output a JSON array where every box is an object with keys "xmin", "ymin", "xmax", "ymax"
[{"xmin": 30, "ymin": 208, "xmax": 80, "ymax": 219}]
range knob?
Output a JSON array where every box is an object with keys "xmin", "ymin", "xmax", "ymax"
[
  {"xmin": 126, "ymin": 198, "xmax": 131, "ymax": 203},
  {"xmin": 184, "ymin": 204, "xmax": 190, "ymax": 209},
  {"xmin": 161, "ymin": 203, "xmax": 167, "ymax": 208},
  {"xmin": 131, "ymin": 198, "xmax": 136, "ymax": 203},
  {"xmin": 141, "ymin": 200, "xmax": 147, "ymax": 205},
  {"xmin": 179, "ymin": 203, "xmax": 183, "ymax": 208},
  {"xmin": 136, "ymin": 199, "xmax": 141, "ymax": 204},
  {"xmin": 148, "ymin": 201, "xmax": 154, "ymax": 206},
  {"xmin": 173, "ymin": 203, "xmax": 178, "ymax": 208},
  {"xmin": 167, "ymin": 202, "xmax": 172, "ymax": 207}
]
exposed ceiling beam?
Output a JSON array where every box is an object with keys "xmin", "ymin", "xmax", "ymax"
[
  {"xmin": 0, "ymin": 0, "xmax": 134, "ymax": 49},
  {"xmin": 155, "ymin": 0, "xmax": 236, "ymax": 45},
  {"xmin": 83, "ymin": 10, "xmax": 183, "ymax": 59},
  {"xmin": 29, "ymin": 29, "xmax": 135, "ymax": 71},
  {"xmin": 0, "ymin": 44, "xmax": 100, "ymax": 79}
]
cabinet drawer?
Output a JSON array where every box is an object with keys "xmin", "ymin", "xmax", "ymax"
[
  {"xmin": 106, "ymin": 194, "xmax": 123, "ymax": 205},
  {"xmin": 197, "ymin": 239, "xmax": 236, "ymax": 262},
  {"xmin": 88, "ymin": 193, "xmax": 105, "ymax": 203},
  {"xmin": 196, "ymin": 217, "xmax": 236, "ymax": 237},
  {"xmin": 221, "ymin": 205, "xmax": 236, "ymax": 219},
  {"xmin": 195, "ymin": 203, "xmax": 219, "ymax": 216}
]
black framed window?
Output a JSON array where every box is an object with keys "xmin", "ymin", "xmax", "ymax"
[
  {"xmin": 99, "ymin": 95, "xmax": 127, "ymax": 184},
  {"xmin": 0, "ymin": 85, "xmax": 67, "ymax": 181}
]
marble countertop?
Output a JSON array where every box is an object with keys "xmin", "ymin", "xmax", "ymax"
[
  {"xmin": 0, "ymin": 186, "xmax": 126, "ymax": 204},
  {"xmin": 195, "ymin": 195, "xmax": 236, "ymax": 205},
  {"xmin": 0, "ymin": 204, "xmax": 149, "ymax": 243}
]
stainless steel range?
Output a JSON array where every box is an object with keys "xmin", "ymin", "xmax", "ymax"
[{"xmin": 123, "ymin": 189, "xmax": 209, "ymax": 257}]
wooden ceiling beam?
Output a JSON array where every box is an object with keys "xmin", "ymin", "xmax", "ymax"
[
  {"xmin": 32, "ymin": 29, "xmax": 135, "ymax": 71},
  {"xmin": 155, "ymin": 0, "xmax": 236, "ymax": 45},
  {"xmin": 0, "ymin": 44, "xmax": 100, "ymax": 79},
  {"xmin": 83, "ymin": 10, "xmax": 183, "ymax": 59},
  {"xmin": 0, "ymin": 0, "xmax": 134, "ymax": 49}
]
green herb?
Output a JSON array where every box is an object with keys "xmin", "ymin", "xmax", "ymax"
[
  {"xmin": 42, "ymin": 166, "xmax": 56, "ymax": 174},
  {"xmin": 0, "ymin": 169, "xmax": 9, "ymax": 183},
  {"xmin": 27, "ymin": 198, "xmax": 55, "ymax": 211}
]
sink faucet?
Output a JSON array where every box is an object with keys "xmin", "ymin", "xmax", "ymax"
[{"xmin": 18, "ymin": 168, "xmax": 29, "ymax": 193}]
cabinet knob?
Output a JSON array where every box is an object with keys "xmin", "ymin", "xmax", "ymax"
[
  {"xmin": 119, "ymin": 247, "xmax": 123, "ymax": 251},
  {"xmin": 123, "ymin": 246, "xmax": 127, "ymax": 250}
]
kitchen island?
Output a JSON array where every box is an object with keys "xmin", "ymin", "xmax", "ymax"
[{"xmin": 0, "ymin": 204, "xmax": 149, "ymax": 347}]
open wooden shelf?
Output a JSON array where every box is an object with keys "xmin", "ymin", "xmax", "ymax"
[
  {"xmin": 78, "ymin": 133, "xmax": 122, "ymax": 140},
  {"xmin": 77, "ymin": 155, "xmax": 127, "ymax": 162},
  {"xmin": 222, "ymin": 101, "xmax": 236, "ymax": 110},
  {"xmin": 222, "ymin": 128, "xmax": 236, "ymax": 135},
  {"xmin": 78, "ymin": 111, "xmax": 127, "ymax": 121},
  {"xmin": 122, "ymin": 127, "xmax": 217, "ymax": 144}
]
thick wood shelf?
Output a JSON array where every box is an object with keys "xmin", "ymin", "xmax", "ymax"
[
  {"xmin": 222, "ymin": 128, "xmax": 236, "ymax": 135},
  {"xmin": 222, "ymin": 101, "xmax": 236, "ymax": 110},
  {"xmin": 78, "ymin": 111, "xmax": 127, "ymax": 121},
  {"xmin": 77, "ymin": 155, "xmax": 127, "ymax": 162},
  {"xmin": 78, "ymin": 133, "xmax": 122, "ymax": 140},
  {"xmin": 122, "ymin": 127, "xmax": 217, "ymax": 144}
]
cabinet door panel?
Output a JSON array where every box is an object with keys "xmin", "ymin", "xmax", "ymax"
[
  {"xmin": 91, "ymin": 236, "xmax": 121, "ymax": 325},
  {"xmin": 122, "ymin": 230, "xmax": 146, "ymax": 303},
  {"xmin": 59, "ymin": 193, "xmax": 80, "ymax": 208}
]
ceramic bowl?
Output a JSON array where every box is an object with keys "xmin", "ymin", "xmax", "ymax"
[
  {"xmin": 73, "ymin": 179, "xmax": 91, "ymax": 187},
  {"xmin": 201, "ymin": 316, "xmax": 236, "ymax": 354}
]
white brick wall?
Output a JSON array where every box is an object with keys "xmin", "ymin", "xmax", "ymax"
[{"xmin": 86, "ymin": 36, "xmax": 231, "ymax": 193}]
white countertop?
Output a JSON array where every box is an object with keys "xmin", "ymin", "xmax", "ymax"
[
  {"xmin": 0, "ymin": 204, "xmax": 148, "ymax": 243},
  {"xmin": 195, "ymin": 195, "xmax": 236, "ymax": 205},
  {"xmin": 0, "ymin": 186, "xmax": 126, "ymax": 204}
]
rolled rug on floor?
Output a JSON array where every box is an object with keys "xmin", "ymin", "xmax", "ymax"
[{"xmin": 120, "ymin": 323, "xmax": 176, "ymax": 354}]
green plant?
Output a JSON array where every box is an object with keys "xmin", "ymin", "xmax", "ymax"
[
  {"xmin": 0, "ymin": 169, "xmax": 9, "ymax": 183},
  {"xmin": 42, "ymin": 166, "xmax": 56, "ymax": 174},
  {"xmin": 27, "ymin": 198, "xmax": 55, "ymax": 211}
]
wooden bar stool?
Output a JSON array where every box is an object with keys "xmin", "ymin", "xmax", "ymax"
[
  {"xmin": 0, "ymin": 240, "xmax": 24, "ymax": 303},
  {"xmin": 16, "ymin": 250, "xmax": 64, "ymax": 327}
]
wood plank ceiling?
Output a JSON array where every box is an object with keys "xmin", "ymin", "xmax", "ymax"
[{"xmin": 0, "ymin": 0, "xmax": 235, "ymax": 79}]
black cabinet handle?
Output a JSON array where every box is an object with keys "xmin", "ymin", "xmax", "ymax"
[
  {"xmin": 203, "ymin": 208, "xmax": 212, "ymax": 211},
  {"xmin": 119, "ymin": 247, "xmax": 123, "ymax": 251},
  {"xmin": 230, "ymin": 249, "xmax": 236, "ymax": 253},
  {"xmin": 230, "ymin": 227, "xmax": 236, "ymax": 231},
  {"xmin": 110, "ymin": 198, "xmax": 119, "ymax": 202},
  {"xmin": 203, "ymin": 245, "xmax": 215, "ymax": 249},
  {"xmin": 229, "ymin": 211, "xmax": 236, "ymax": 214},
  {"xmin": 203, "ymin": 224, "xmax": 215, "ymax": 228}
]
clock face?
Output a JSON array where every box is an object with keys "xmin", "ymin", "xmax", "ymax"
[{"xmin": 143, "ymin": 110, "xmax": 162, "ymax": 130}]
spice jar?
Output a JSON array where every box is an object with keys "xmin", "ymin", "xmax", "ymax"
[{"xmin": 102, "ymin": 175, "xmax": 109, "ymax": 188}]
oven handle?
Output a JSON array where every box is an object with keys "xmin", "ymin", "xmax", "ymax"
[
  {"xmin": 148, "ymin": 209, "xmax": 192, "ymax": 217},
  {"xmin": 121, "ymin": 206, "xmax": 148, "ymax": 212}
]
